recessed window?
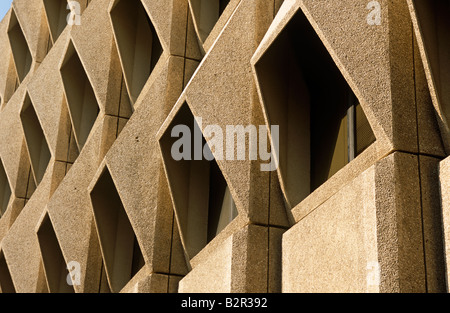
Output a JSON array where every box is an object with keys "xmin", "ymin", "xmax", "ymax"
[
  {"xmin": 3, "ymin": 56, "xmax": 19, "ymax": 106},
  {"xmin": 254, "ymin": 8, "xmax": 375, "ymax": 208},
  {"xmin": 8, "ymin": 9, "xmax": 33, "ymax": 83},
  {"xmin": 189, "ymin": 0, "xmax": 231, "ymax": 43},
  {"xmin": 16, "ymin": 162, "xmax": 37, "ymax": 203},
  {"xmin": 20, "ymin": 95, "xmax": 51, "ymax": 186},
  {"xmin": 0, "ymin": 250, "xmax": 16, "ymax": 293},
  {"xmin": 110, "ymin": 0, "xmax": 163, "ymax": 104},
  {"xmin": 54, "ymin": 97, "xmax": 80, "ymax": 176},
  {"xmin": 0, "ymin": 159, "xmax": 12, "ymax": 217},
  {"xmin": 90, "ymin": 167, "xmax": 144, "ymax": 292},
  {"xmin": 43, "ymin": 0, "xmax": 69, "ymax": 45},
  {"xmin": 310, "ymin": 89, "xmax": 375, "ymax": 190},
  {"xmin": 411, "ymin": 0, "xmax": 450, "ymax": 134},
  {"xmin": 60, "ymin": 41, "xmax": 100, "ymax": 151},
  {"xmin": 207, "ymin": 161, "xmax": 238, "ymax": 242},
  {"xmin": 36, "ymin": 213, "xmax": 74, "ymax": 293},
  {"xmin": 160, "ymin": 103, "xmax": 238, "ymax": 259}
]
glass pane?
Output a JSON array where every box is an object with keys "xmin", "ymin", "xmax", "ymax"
[
  {"xmin": 207, "ymin": 161, "xmax": 236, "ymax": 242},
  {"xmin": 355, "ymin": 103, "xmax": 376, "ymax": 156}
]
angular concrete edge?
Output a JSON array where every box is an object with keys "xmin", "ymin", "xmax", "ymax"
[{"xmin": 440, "ymin": 156, "xmax": 450, "ymax": 290}]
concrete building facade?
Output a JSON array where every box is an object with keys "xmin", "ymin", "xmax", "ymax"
[{"xmin": 0, "ymin": 0, "xmax": 449, "ymax": 293}]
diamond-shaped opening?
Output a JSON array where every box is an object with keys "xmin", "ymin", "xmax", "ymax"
[
  {"xmin": 84, "ymin": 217, "xmax": 111, "ymax": 293},
  {"xmin": 0, "ymin": 249, "xmax": 16, "ymax": 293},
  {"xmin": 7, "ymin": 9, "xmax": 32, "ymax": 83},
  {"xmin": 60, "ymin": 41, "xmax": 100, "ymax": 151},
  {"xmin": 2, "ymin": 56, "xmax": 19, "ymax": 107},
  {"xmin": 160, "ymin": 103, "xmax": 238, "ymax": 259},
  {"xmin": 54, "ymin": 97, "xmax": 80, "ymax": 175},
  {"xmin": 36, "ymin": 213, "xmax": 75, "ymax": 293},
  {"xmin": 189, "ymin": 0, "xmax": 231, "ymax": 43},
  {"xmin": 20, "ymin": 94, "xmax": 51, "ymax": 186},
  {"xmin": 411, "ymin": 0, "xmax": 450, "ymax": 134},
  {"xmin": 90, "ymin": 167, "xmax": 144, "ymax": 293},
  {"xmin": 254, "ymin": 8, "xmax": 376, "ymax": 209},
  {"xmin": 43, "ymin": 0, "xmax": 69, "ymax": 45},
  {"xmin": 15, "ymin": 149, "xmax": 37, "ymax": 202},
  {"xmin": 0, "ymin": 159, "xmax": 12, "ymax": 218},
  {"xmin": 110, "ymin": 0, "xmax": 163, "ymax": 104}
]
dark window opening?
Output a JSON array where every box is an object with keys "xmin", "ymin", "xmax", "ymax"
[
  {"xmin": 37, "ymin": 213, "xmax": 75, "ymax": 293},
  {"xmin": 20, "ymin": 95, "xmax": 51, "ymax": 186},
  {"xmin": 0, "ymin": 250, "xmax": 16, "ymax": 293},
  {"xmin": 411, "ymin": 0, "xmax": 450, "ymax": 135},
  {"xmin": 60, "ymin": 42, "xmax": 100, "ymax": 151},
  {"xmin": 207, "ymin": 161, "xmax": 238, "ymax": 242},
  {"xmin": 8, "ymin": 9, "xmax": 32, "ymax": 83},
  {"xmin": 255, "ymin": 8, "xmax": 376, "ymax": 208},
  {"xmin": 110, "ymin": 0, "xmax": 163, "ymax": 104},
  {"xmin": 160, "ymin": 103, "xmax": 238, "ymax": 259},
  {"xmin": 90, "ymin": 167, "xmax": 144, "ymax": 292},
  {"xmin": 190, "ymin": 0, "xmax": 231, "ymax": 43},
  {"xmin": 43, "ymin": 0, "xmax": 68, "ymax": 45}
]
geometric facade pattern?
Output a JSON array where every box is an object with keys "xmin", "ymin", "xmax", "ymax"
[{"xmin": 0, "ymin": 0, "xmax": 449, "ymax": 294}]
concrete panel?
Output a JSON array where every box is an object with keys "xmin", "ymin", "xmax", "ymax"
[
  {"xmin": 179, "ymin": 236, "xmax": 233, "ymax": 293},
  {"xmin": 283, "ymin": 165, "xmax": 378, "ymax": 293}
]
